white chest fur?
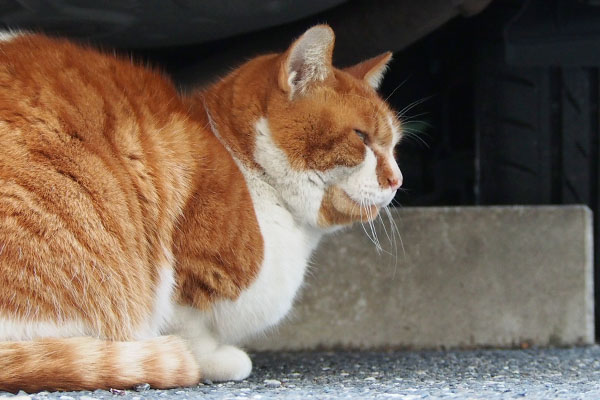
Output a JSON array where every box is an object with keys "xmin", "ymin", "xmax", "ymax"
[
  {"xmin": 208, "ymin": 169, "xmax": 322, "ymax": 344},
  {"xmin": 195, "ymin": 113, "xmax": 324, "ymax": 345}
]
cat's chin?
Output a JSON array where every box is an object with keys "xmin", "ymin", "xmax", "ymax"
[{"xmin": 317, "ymin": 186, "xmax": 380, "ymax": 228}]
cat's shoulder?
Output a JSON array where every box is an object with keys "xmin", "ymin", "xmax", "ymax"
[
  {"xmin": 0, "ymin": 31, "xmax": 170, "ymax": 86},
  {"xmin": 0, "ymin": 30, "xmax": 183, "ymax": 123}
]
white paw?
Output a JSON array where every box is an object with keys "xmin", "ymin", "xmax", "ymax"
[{"xmin": 197, "ymin": 345, "xmax": 252, "ymax": 381}]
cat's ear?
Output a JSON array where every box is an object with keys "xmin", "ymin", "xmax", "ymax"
[
  {"xmin": 344, "ymin": 52, "xmax": 392, "ymax": 90},
  {"xmin": 279, "ymin": 25, "xmax": 335, "ymax": 97}
]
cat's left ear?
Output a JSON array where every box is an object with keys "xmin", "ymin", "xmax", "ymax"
[
  {"xmin": 279, "ymin": 25, "xmax": 335, "ymax": 97},
  {"xmin": 344, "ymin": 52, "xmax": 393, "ymax": 90}
]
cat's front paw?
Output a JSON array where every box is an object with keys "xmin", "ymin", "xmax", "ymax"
[{"xmin": 197, "ymin": 345, "xmax": 252, "ymax": 382}]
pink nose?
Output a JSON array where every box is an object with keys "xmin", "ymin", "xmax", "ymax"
[{"xmin": 388, "ymin": 175, "xmax": 402, "ymax": 191}]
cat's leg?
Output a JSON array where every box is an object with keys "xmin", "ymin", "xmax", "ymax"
[
  {"xmin": 169, "ymin": 305, "xmax": 252, "ymax": 382},
  {"xmin": 193, "ymin": 342, "xmax": 252, "ymax": 382}
]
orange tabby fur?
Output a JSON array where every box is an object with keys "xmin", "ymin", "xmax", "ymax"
[
  {"xmin": 0, "ymin": 33, "xmax": 261, "ymax": 391},
  {"xmin": 0, "ymin": 25, "xmax": 402, "ymax": 392}
]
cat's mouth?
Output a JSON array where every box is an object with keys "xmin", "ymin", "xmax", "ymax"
[
  {"xmin": 318, "ymin": 186, "xmax": 380, "ymax": 227},
  {"xmin": 339, "ymin": 190, "xmax": 380, "ymax": 219}
]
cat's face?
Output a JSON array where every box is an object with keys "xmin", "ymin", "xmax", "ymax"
[{"xmin": 253, "ymin": 26, "xmax": 402, "ymax": 229}]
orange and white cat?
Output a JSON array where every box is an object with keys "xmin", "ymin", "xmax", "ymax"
[{"xmin": 0, "ymin": 25, "xmax": 402, "ymax": 392}]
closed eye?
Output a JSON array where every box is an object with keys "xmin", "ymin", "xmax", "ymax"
[{"xmin": 354, "ymin": 129, "xmax": 368, "ymax": 143}]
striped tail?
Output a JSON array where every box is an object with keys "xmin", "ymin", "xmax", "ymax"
[{"xmin": 0, "ymin": 336, "xmax": 200, "ymax": 393}]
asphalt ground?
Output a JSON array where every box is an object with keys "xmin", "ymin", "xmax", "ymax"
[{"xmin": 3, "ymin": 346, "xmax": 600, "ymax": 399}]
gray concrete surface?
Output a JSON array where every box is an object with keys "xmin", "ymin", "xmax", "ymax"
[
  {"xmin": 248, "ymin": 206, "xmax": 594, "ymax": 350},
  {"xmin": 5, "ymin": 346, "xmax": 600, "ymax": 399}
]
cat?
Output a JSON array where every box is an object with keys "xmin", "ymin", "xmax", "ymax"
[{"xmin": 0, "ymin": 25, "xmax": 402, "ymax": 392}]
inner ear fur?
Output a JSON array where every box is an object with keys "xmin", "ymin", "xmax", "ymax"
[{"xmin": 279, "ymin": 25, "xmax": 335, "ymax": 97}]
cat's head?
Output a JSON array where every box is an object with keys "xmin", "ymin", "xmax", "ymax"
[{"xmin": 206, "ymin": 25, "xmax": 403, "ymax": 230}]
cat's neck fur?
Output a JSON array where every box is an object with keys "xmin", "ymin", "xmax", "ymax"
[
  {"xmin": 197, "ymin": 54, "xmax": 278, "ymax": 171},
  {"xmin": 189, "ymin": 54, "xmax": 323, "ymax": 234}
]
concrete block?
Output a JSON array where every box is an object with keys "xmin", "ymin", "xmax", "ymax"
[{"xmin": 247, "ymin": 206, "xmax": 594, "ymax": 350}]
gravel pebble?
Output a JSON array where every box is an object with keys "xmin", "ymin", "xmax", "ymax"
[
  {"xmin": 1, "ymin": 396, "xmax": 31, "ymax": 400},
  {"xmin": 263, "ymin": 380, "xmax": 281, "ymax": 388},
  {"xmin": 133, "ymin": 384, "xmax": 150, "ymax": 392}
]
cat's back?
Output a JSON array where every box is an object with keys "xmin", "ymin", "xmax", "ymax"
[
  {"xmin": 0, "ymin": 32, "xmax": 198, "ymax": 339},
  {"xmin": 0, "ymin": 32, "xmax": 184, "ymax": 146},
  {"xmin": 0, "ymin": 32, "xmax": 196, "ymax": 234}
]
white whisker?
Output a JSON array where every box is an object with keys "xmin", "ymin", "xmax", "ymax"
[
  {"xmin": 384, "ymin": 206, "xmax": 402, "ymax": 279},
  {"xmin": 366, "ymin": 200, "xmax": 382, "ymax": 253},
  {"xmin": 396, "ymin": 96, "xmax": 433, "ymax": 119},
  {"xmin": 401, "ymin": 130, "xmax": 430, "ymax": 148},
  {"xmin": 356, "ymin": 199, "xmax": 377, "ymax": 248},
  {"xmin": 384, "ymin": 76, "xmax": 411, "ymax": 103},
  {"xmin": 386, "ymin": 206, "xmax": 405, "ymax": 260},
  {"xmin": 372, "ymin": 208, "xmax": 396, "ymax": 262}
]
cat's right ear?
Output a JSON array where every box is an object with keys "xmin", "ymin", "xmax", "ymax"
[
  {"xmin": 279, "ymin": 25, "xmax": 335, "ymax": 98},
  {"xmin": 344, "ymin": 52, "xmax": 392, "ymax": 90}
]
